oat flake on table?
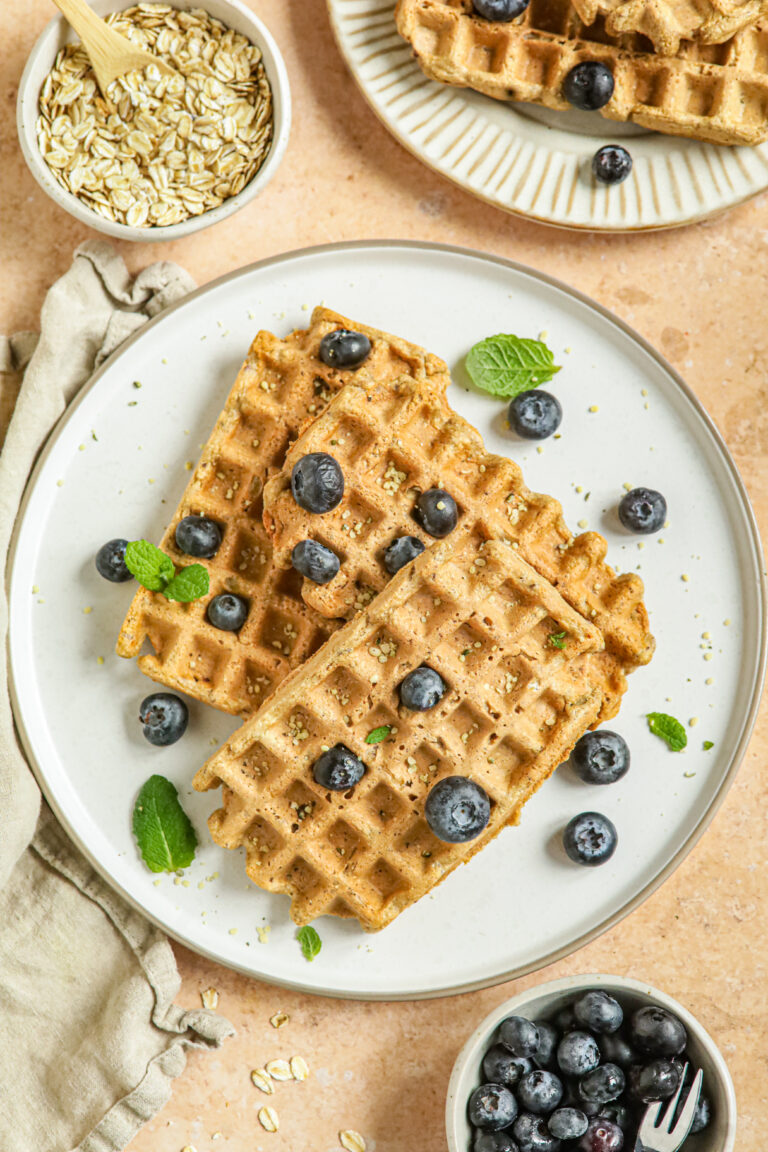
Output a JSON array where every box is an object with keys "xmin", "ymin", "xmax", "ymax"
[{"xmin": 36, "ymin": 4, "xmax": 272, "ymax": 228}]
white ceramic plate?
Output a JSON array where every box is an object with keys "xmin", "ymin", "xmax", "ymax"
[
  {"xmin": 8, "ymin": 242, "xmax": 765, "ymax": 999},
  {"xmin": 327, "ymin": 0, "xmax": 768, "ymax": 231}
]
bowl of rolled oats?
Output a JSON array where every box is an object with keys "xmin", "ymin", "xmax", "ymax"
[{"xmin": 17, "ymin": 0, "xmax": 290, "ymax": 239}]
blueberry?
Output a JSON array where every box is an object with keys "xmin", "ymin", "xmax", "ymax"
[
  {"xmin": 563, "ymin": 812, "xmax": 617, "ymax": 866},
  {"xmin": 533, "ymin": 1022, "xmax": 559, "ymax": 1070},
  {"xmin": 690, "ymin": 1093, "xmax": 712, "ymax": 1133},
  {"xmin": 618, "ymin": 487, "xmax": 666, "ymax": 534},
  {"xmin": 579, "ymin": 1064, "xmax": 625, "ymax": 1106},
  {"xmin": 384, "ymin": 534, "xmax": 425, "ymax": 575},
  {"xmin": 291, "ymin": 539, "xmax": 340, "ymax": 584},
  {"xmin": 592, "ymin": 145, "xmax": 632, "ymax": 186},
  {"xmin": 548, "ymin": 1107, "xmax": 589, "ymax": 1140},
  {"xmin": 483, "ymin": 1045, "xmax": 533, "ymax": 1088},
  {"xmin": 175, "ymin": 515, "xmax": 222, "ymax": 558},
  {"xmin": 628, "ymin": 1059, "xmax": 681, "ymax": 1102},
  {"xmin": 291, "ymin": 452, "xmax": 345, "ymax": 514},
  {"xmin": 508, "ymin": 390, "xmax": 562, "ymax": 440},
  {"xmin": 206, "ymin": 592, "xmax": 248, "ymax": 631},
  {"xmin": 425, "ymin": 776, "xmax": 490, "ymax": 843},
  {"xmin": 312, "ymin": 744, "xmax": 366, "ymax": 791},
  {"xmin": 517, "ymin": 1070, "xmax": 564, "ymax": 1115},
  {"xmin": 318, "ymin": 328, "xmax": 372, "ymax": 369},
  {"xmin": 139, "ymin": 692, "xmax": 188, "ymax": 746},
  {"xmin": 563, "ymin": 62, "xmax": 615, "ymax": 111},
  {"xmin": 95, "ymin": 538, "xmax": 133, "ymax": 582},
  {"xmin": 473, "ymin": 0, "xmax": 530, "ymax": 18},
  {"xmin": 596, "ymin": 1103, "xmax": 631, "ymax": 1130},
  {"xmin": 553, "ymin": 1004, "xmax": 577, "ymax": 1033},
  {"xmin": 630, "ymin": 1007, "xmax": 687, "ymax": 1057},
  {"xmin": 578, "ymin": 1117, "xmax": 624, "ymax": 1151},
  {"xmin": 469, "ymin": 1083, "xmax": 518, "ymax": 1130},
  {"xmin": 573, "ymin": 990, "xmax": 624, "ymax": 1034},
  {"xmin": 557, "ymin": 1031, "xmax": 600, "ymax": 1077},
  {"xmin": 598, "ymin": 1032, "xmax": 637, "ymax": 1069},
  {"xmin": 570, "ymin": 733, "xmax": 630, "ymax": 787},
  {"xmin": 499, "ymin": 1016, "xmax": 540, "ymax": 1059},
  {"xmin": 399, "ymin": 665, "xmax": 447, "ymax": 711},
  {"xmin": 474, "ymin": 1131, "xmax": 521, "ymax": 1152},
  {"xmin": 414, "ymin": 488, "xmax": 459, "ymax": 537},
  {"xmin": 512, "ymin": 1113, "xmax": 562, "ymax": 1152}
]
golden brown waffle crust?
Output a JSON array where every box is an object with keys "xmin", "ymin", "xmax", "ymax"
[
  {"xmin": 573, "ymin": 0, "xmax": 768, "ymax": 55},
  {"xmin": 194, "ymin": 535, "xmax": 605, "ymax": 931}
]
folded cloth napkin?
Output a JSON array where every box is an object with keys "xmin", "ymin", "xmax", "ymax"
[{"xmin": 0, "ymin": 241, "xmax": 234, "ymax": 1152}]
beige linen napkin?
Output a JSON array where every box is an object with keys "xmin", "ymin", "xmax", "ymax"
[{"xmin": 0, "ymin": 241, "xmax": 234, "ymax": 1152}]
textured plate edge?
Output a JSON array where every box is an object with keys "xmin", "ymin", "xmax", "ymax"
[{"xmin": 6, "ymin": 239, "xmax": 767, "ymax": 1001}]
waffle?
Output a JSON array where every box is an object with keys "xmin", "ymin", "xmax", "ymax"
[
  {"xmin": 262, "ymin": 377, "xmax": 654, "ymax": 723},
  {"xmin": 116, "ymin": 308, "xmax": 451, "ymax": 715},
  {"xmin": 193, "ymin": 534, "xmax": 605, "ymax": 931},
  {"xmin": 572, "ymin": 0, "xmax": 768, "ymax": 55},
  {"xmin": 395, "ymin": 0, "xmax": 768, "ymax": 146}
]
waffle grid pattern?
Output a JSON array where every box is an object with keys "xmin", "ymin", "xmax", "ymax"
[{"xmin": 573, "ymin": 0, "xmax": 768, "ymax": 56}]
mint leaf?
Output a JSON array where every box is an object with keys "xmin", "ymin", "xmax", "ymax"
[
  {"xmin": 163, "ymin": 564, "xmax": 210, "ymax": 603},
  {"xmin": 365, "ymin": 725, "xmax": 392, "ymax": 745},
  {"xmin": 548, "ymin": 631, "xmax": 567, "ymax": 650},
  {"xmin": 132, "ymin": 775, "xmax": 198, "ymax": 872},
  {"xmin": 296, "ymin": 925, "xmax": 322, "ymax": 961},
  {"xmin": 466, "ymin": 334, "xmax": 561, "ymax": 398},
  {"xmin": 647, "ymin": 712, "xmax": 687, "ymax": 752},
  {"xmin": 125, "ymin": 539, "xmax": 174, "ymax": 592},
  {"xmin": 703, "ymin": 740, "xmax": 714, "ymax": 751}
]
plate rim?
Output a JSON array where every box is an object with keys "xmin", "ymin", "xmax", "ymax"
[{"xmin": 7, "ymin": 238, "xmax": 767, "ymax": 1000}]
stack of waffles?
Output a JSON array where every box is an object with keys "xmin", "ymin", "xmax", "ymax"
[
  {"xmin": 118, "ymin": 307, "xmax": 654, "ymax": 932},
  {"xmin": 395, "ymin": 0, "xmax": 768, "ymax": 145}
]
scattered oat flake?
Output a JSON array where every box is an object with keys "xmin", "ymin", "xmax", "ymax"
[
  {"xmin": 258, "ymin": 1106, "xmax": 279, "ymax": 1133},
  {"xmin": 290, "ymin": 1055, "xmax": 310, "ymax": 1081},
  {"xmin": 265, "ymin": 1059, "xmax": 292, "ymax": 1081},
  {"xmin": 251, "ymin": 1068, "xmax": 274, "ymax": 1094},
  {"xmin": 256, "ymin": 924, "xmax": 271, "ymax": 944},
  {"xmin": 270, "ymin": 1012, "xmax": 289, "ymax": 1028},
  {"xmin": 201, "ymin": 987, "xmax": 219, "ymax": 1009},
  {"xmin": 340, "ymin": 1131, "xmax": 366, "ymax": 1152}
]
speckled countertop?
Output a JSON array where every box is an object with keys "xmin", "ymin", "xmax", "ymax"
[{"xmin": 2, "ymin": 2, "xmax": 767, "ymax": 1150}]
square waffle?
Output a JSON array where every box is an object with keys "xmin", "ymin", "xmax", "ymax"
[
  {"xmin": 262, "ymin": 376, "xmax": 654, "ymax": 723},
  {"xmin": 395, "ymin": 0, "xmax": 768, "ymax": 145},
  {"xmin": 193, "ymin": 534, "xmax": 604, "ymax": 931},
  {"xmin": 116, "ymin": 308, "xmax": 450, "ymax": 715}
]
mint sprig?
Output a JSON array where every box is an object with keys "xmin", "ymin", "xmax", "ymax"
[
  {"xmin": 647, "ymin": 712, "xmax": 687, "ymax": 752},
  {"xmin": 132, "ymin": 775, "xmax": 198, "ymax": 872},
  {"xmin": 125, "ymin": 539, "xmax": 209, "ymax": 602},
  {"xmin": 466, "ymin": 334, "xmax": 561, "ymax": 399},
  {"xmin": 703, "ymin": 740, "xmax": 714, "ymax": 751},
  {"xmin": 548, "ymin": 631, "xmax": 567, "ymax": 650},
  {"xmin": 296, "ymin": 925, "xmax": 322, "ymax": 962},
  {"xmin": 365, "ymin": 725, "xmax": 392, "ymax": 745}
]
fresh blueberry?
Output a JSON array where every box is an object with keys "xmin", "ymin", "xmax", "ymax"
[
  {"xmin": 553, "ymin": 1004, "xmax": 578, "ymax": 1033},
  {"xmin": 318, "ymin": 328, "xmax": 372, "ymax": 369},
  {"xmin": 399, "ymin": 665, "xmax": 447, "ymax": 711},
  {"xmin": 139, "ymin": 692, "xmax": 188, "ymax": 746},
  {"xmin": 425, "ymin": 776, "xmax": 490, "ymax": 843},
  {"xmin": 483, "ymin": 1045, "xmax": 533, "ymax": 1088},
  {"xmin": 175, "ymin": 515, "xmax": 222, "ymax": 558},
  {"xmin": 628, "ymin": 1059, "xmax": 681, "ymax": 1102},
  {"xmin": 95, "ymin": 538, "xmax": 133, "ymax": 582},
  {"xmin": 517, "ymin": 1070, "xmax": 564, "ymax": 1115},
  {"xmin": 596, "ymin": 1103, "xmax": 631, "ymax": 1130},
  {"xmin": 469, "ymin": 1083, "xmax": 518, "ymax": 1130},
  {"xmin": 499, "ymin": 1016, "xmax": 540, "ymax": 1059},
  {"xmin": 630, "ymin": 1007, "xmax": 687, "ymax": 1057},
  {"xmin": 291, "ymin": 539, "xmax": 340, "ymax": 584},
  {"xmin": 533, "ymin": 1022, "xmax": 559, "ymax": 1070},
  {"xmin": 598, "ymin": 1032, "xmax": 637, "ymax": 1069},
  {"xmin": 690, "ymin": 1094, "xmax": 712, "ymax": 1133},
  {"xmin": 570, "ymin": 733, "xmax": 630, "ymax": 787},
  {"xmin": 579, "ymin": 1064, "xmax": 626, "ymax": 1106},
  {"xmin": 592, "ymin": 145, "xmax": 632, "ymax": 186},
  {"xmin": 384, "ymin": 534, "xmax": 425, "ymax": 575},
  {"xmin": 291, "ymin": 452, "xmax": 345, "ymax": 514},
  {"xmin": 563, "ymin": 812, "xmax": 617, "ymax": 866},
  {"xmin": 618, "ymin": 487, "xmax": 666, "ymax": 534},
  {"xmin": 473, "ymin": 0, "xmax": 530, "ymax": 18},
  {"xmin": 573, "ymin": 990, "xmax": 624, "ymax": 1034},
  {"xmin": 474, "ymin": 1131, "xmax": 521, "ymax": 1152},
  {"xmin": 312, "ymin": 743, "xmax": 366, "ymax": 791},
  {"xmin": 508, "ymin": 390, "xmax": 562, "ymax": 440},
  {"xmin": 414, "ymin": 488, "xmax": 459, "ymax": 537},
  {"xmin": 548, "ymin": 1108, "xmax": 589, "ymax": 1141},
  {"xmin": 563, "ymin": 62, "xmax": 615, "ymax": 110},
  {"xmin": 512, "ymin": 1113, "xmax": 562, "ymax": 1152},
  {"xmin": 206, "ymin": 592, "xmax": 248, "ymax": 631},
  {"xmin": 557, "ymin": 1031, "xmax": 600, "ymax": 1077},
  {"xmin": 578, "ymin": 1117, "xmax": 624, "ymax": 1152}
]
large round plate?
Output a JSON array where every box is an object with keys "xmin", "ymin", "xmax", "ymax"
[
  {"xmin": 327, "ymin": 0, "xmax": 768, "ymax": 231},
  {"xmin": 8, "ymin": 242, "xmax": 765, "ymax": 999}
]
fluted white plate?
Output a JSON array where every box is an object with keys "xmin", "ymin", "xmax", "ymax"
[{"xmin": 327, "ymin": 0, "xmax": 768, "ymax": 230}]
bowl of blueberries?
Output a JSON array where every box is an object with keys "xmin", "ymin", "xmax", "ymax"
[{"xmin": 447, "ymin": 974, "xmax": 736, "ymax": 1152}]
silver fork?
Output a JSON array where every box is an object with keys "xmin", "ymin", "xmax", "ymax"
[{"xmin": 633, "ymin": 1063, "xmax": 703, "ymax": 1152}]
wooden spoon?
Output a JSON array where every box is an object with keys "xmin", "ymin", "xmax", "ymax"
[{"xmin": 52, "ymin": 0, "xmax": 175, "ymax": 99}]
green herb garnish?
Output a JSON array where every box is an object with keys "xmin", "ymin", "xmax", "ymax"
[
  {"xmin": 647, "ymin": 712, "xmax": 687, "ymax": 752},
  {"xmin": 132, "ymin": 775, "xmax": 198, "ymax": 873},
  {"xmin": 365, "ymin": 725, "xmax": 392, "ymax": 745},
  {"xmin": 125, "ymin": 539, "xmax": 209, "ymax": 603},
  {"xmin": 548, "ymin": 631, "xmax": 567, "ymax": 649},
  {"xmin": 703, "ymin": 740, "xmax": 714, "ymax": 751},
  {"xmin": 296, "ymin": 925, "xmax": 322, "ymax": 962},
  {"xmin": 466, "ymin": 334, "xmax": 561, "ymax": 399}
]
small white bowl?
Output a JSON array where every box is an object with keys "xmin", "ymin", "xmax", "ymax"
[
  {"xmin": 16, "ymin": 0, "xmax": 291, "ymax": 241},
  {"xmin": 447, "ymin": 974, "xmax": 736, "ymax": 1152}
]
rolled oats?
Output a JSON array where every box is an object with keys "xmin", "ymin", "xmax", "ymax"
[
  {"xmin": 257, "ymin": 1106, "xmax": 279, "ymax": 1133},
  {"xmin": 265, "ymin": 1058, "xmax": 292, "ymax": 1081},
  {"xmin": 339, "ymin": 1131, "xmax": 367, "ymax": 1152},
  {"xmin": 251, "ymin": 1068, "xmax": 274, "ymax": 1094},
  {"xmin": 290, "ymin": 1055, "xmax": 310, "ymax": 1081},
  {"xmin": 200, "ymin": 987, "xmax": 219, "ymax": 1009}
]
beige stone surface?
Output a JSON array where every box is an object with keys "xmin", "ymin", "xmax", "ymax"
[{"xmin": 1, "ymin": 2, "xmax": 767, "ymax": 1150}]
